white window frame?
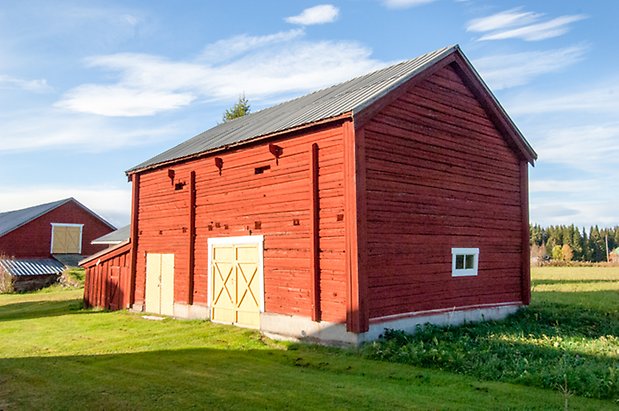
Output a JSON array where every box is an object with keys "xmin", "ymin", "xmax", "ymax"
[
  {"xmin": 451, "ymin": 247, "xmax": 479, "ymax": 277},
  {"xmin": 207, "ymin": 235, "xmax": 265, "ymax": 313},
  {"xmin": 50, "ymin": 223, "xmax": 84, "ymax": 254}
]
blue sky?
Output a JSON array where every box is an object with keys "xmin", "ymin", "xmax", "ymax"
[{"xmin": 1, "ymin": 0, "xmax": 617, "ymax": 228}]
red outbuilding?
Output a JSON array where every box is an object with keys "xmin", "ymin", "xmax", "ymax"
[
  {"xmin": 0, "ymin": 198, "xmax": 115, "ymax": 291},
  {"xmin": 84, "ymin": 45, "xmax": 537, "ymax": 344}
]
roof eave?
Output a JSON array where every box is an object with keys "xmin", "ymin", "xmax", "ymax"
[{"xmin": 126, "ymin": 112, "xmax": 353, "ymax": 176}]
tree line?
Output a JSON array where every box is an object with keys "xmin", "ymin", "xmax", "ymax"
[{"xmin": 530, "ymin": 224, "xmax": 619, "ymax": 262}]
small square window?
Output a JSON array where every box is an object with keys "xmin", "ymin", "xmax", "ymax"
[{"xmin": 451, "ymin": 248, "xmax": 479, "ymax": 277}]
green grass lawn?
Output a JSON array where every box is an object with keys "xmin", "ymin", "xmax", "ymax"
[{"xmin": 0, "ymin": 270, "xmax": 617, "ymax": 410}]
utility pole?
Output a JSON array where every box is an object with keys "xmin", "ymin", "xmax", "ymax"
[{"xmin": 606, "ymin": 234, "xmax": 610, "ymax": 263}]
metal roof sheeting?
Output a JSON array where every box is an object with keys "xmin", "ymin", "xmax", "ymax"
[
  {"xmin": 0, "ymin": 198, "xmax": 70, "ymax": 237},
  {"xmin": 0, "ymin": 258, "xmax": 65, "ymax": 277},
  {"xmin": 128, "ymin": 46, "xmax": 457, "ymax": 173},
  {"xmin": 91, "ymin": 224, "xmax": 130, "ymax": 244}
]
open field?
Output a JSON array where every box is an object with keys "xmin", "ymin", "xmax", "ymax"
[{"xmin": 0, "ymin": 268, "xmax": 618, "ymax": 410}]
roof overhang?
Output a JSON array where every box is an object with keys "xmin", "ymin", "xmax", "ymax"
[{"xmin": 126, "ymin": 113, "xmax": 353, "ymax": 177}]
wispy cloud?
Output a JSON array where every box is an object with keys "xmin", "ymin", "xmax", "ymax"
[
  {"xmin": 0, "ymin": 185, "xmax": 131, "ymax": 227},
  {"xmin": 285, "ymin": 5, "xmax": 339, "ymax": 25},
  {"xmin": 55, "ymin": 33, "xmax": 386, "ymax": 117},
  {"xmin": 507, "ymin": 81, "xmax": 619, "ymax": 115},
  {"xmin": 0, "ymin": 108, "xmax": 177, "ymax": 152},
  {"xmin": 382, "ymin": 0, "xmax": 436, "ymax": 9},
  {"xmin": 467, "ymin": 8, "xmax": 541, "ymax": 32},
  {"xmin": 529, "ymin": 179, "xmax": 603, "ymax": 194},
  {"xmin": 467, "ymin": 8, "xmax": 586, "ymax": 41},
  {"xmin": 0, "ymin": 74, "xmax": 51, "ymax": 92},
  {"xmin": 57, "ymin": 85, "xmax": 195, "ymax": 116},
  {"xmin": 472, "ymin": 45, "xmax": 586, "ymax": 89},
  {"xmin": 199, "ymin": 29, "xmax": 304, "ymax": 63},
  {"xmin": 530, "ymin": 200, "xmax": 619, "ymax": 228},
  {"xmin": 533, "ymin": 123, "xmax": 619, "ymax": 171}
]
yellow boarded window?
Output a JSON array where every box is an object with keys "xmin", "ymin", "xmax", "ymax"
[{"xmin": 51, "ymin": 224, "xmax": 83, "ymax": 254}]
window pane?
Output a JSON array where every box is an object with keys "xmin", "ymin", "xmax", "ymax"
[
  {"xmin": 456, "ymin": 254, "xmax": 465, "ymax": 269},
  {"xmin": 465, "ymin": 254, "xmax": 475, "ymax": 269}
]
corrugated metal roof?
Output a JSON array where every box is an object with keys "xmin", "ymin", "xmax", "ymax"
[
  {"xmin": 128, "ymin": 45, "xmax": 457, "ymax": 173},
  {"xmin": 0, "ymin": 198, "xmax": 71, "ymax": 237},
  {"xmin": 91, "ymin": 224, "xmax": 130, "ymax": 244},
  {"xmin": 0, "ymin": 258, "xmax": 65, "ymax": 277}
]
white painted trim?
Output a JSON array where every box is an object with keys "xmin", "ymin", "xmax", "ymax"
[
  {"xmin": 50, "ymin": 223, "xmax": 84, "ymax": 254},
  {"xmin": 451, "ymin": 247, "xmax": 479, "ymax": 277},
  {"xmin": 207, "ymin": 235, "xmax": 265, "ymax": 319},
  {"xmin": 50, "ymin": 223, "xmax": 84, "ymax": 227}
]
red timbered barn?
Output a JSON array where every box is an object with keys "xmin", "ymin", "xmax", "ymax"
[
  {"xmin": 85, "ymin": 45, "xmax": 537, "ymax": 344},
  {"xmin": 0, "ymin": 198, "xmax": 115, "ymax": 291}
]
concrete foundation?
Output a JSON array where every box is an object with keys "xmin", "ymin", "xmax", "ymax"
[
  {"xmin": 134, "ymin": 301, "xmax": 522, "ymax": 346},
  {"xmin": 261, "ymin": 303, "xmax": 522, "ymax": 346},
  {"xmin": 174, "ymin": 303, "xmax": 208, "ymax": 319}
]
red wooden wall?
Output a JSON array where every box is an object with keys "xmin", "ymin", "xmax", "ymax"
[
  {"xmin": 0, "ymin": 200, "xmax": 115, "ymax": 258},
  {"xmin": 360, "ymin": 64, "xmax": 526, "ymax": 320},
  {"xmin": 132, "ymin": 122, "xmax": 348, "ymax": 323},
  {"xmin": 83, "ymin": 243, "xmax": 131, "ymax": 310}
]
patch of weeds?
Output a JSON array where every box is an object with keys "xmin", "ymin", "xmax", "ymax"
[{"xmin": 362, "ymin": 304, "xmax": 619, "ymax": 400}]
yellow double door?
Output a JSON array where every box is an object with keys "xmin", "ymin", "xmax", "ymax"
[{"xmin": 210, "ymin": 240, "xmax": 262, "ymax": 328}]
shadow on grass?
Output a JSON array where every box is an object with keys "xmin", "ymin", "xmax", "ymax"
[
  {"xmin": 0, "ymin": 299, "xmax": 92, "ymax": 322},
  {"xmin": 0, "ymin": 347, "xmax": 610, "ymax": 410}
]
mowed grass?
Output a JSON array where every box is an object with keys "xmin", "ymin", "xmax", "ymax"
[
  {"xmin": 0, "ymin": 287, "xmax": 613, "ymax": 409},
  {"xmin": 363, "ymin": 266, "xmax": 619, "ymax": 403}
]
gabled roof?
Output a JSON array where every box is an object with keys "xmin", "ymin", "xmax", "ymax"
[
  {"xmin": 0, "ymin": 198, "xmax": 115, "ymax": 238},
  {"xmin": 127, "ymin": 45, "xmax": 536, "ymax": 174},
  {"xmin": 0, "ymin": 198, "xmax": 69, "ymax": 237},
  {"xmin": 0, "ymin": 257, "xmax": 65, "ymax": 277},
  {"xmin": 91, "ymin": 224, "xmax": 130, "ymax": 245}
]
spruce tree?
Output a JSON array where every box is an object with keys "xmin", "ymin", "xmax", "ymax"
[{"xmin": 222, "ymin": 94, "xmax": 251, "ymax": 122}]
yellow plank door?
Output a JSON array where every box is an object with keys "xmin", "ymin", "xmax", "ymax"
[
  {"xmin": 210, "ymin": 237, "xmax": 263, "ymax": 328},
  {"xmin": 145, "ymin": 253, "xmax": 175, "ymax": 316}
]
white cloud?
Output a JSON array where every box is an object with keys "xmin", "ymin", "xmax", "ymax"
[
  {"xmin": 285, "ymin": 5, "xmax": 339, "ymax": 25},
  {"xmin": 529, "ymin": 179, "xmax": 602, "ymax": 194},
  {"xmin": 199, "ymin": 29, "xmax": 304, "ymax": 63},
  {"xmin": 56, "ymin": 85, "xmax": 195, "ymax": 116},
  {"xmin": 472, "ymin": 45, "xmax": 586, "ymax": 90},
  {"xmin": 0, "ymin": 108, "xmax": 177, "ymax": 153},
  {"xmin": 0, "ymin": 74, "xmax": 51, "ymax": 92},
  {"xmin": 55, "ymin": 34, "xmax": 386, "ymax": 117},
  {"xmin": 533, "ymin": 124, "xmax": 619, "ymax": 171},
  {"xmin": 506, "ymin": 82, "xmax": 619, "ymax": 116},
  {"xmin": 530, "ymin": 200, "xmax": 619, "ymax": 228},
  {"xmin": 382, "ymin": 0, "xmax": 436, "ymax": 9},
  {"xmin": 467, "ymin": 8, "xmax": 541, "ymax": 32},
  {"xmin": 480, "ymin": 15, "xmax": 587, "ymax": 41},
  {"xmin": 0, "ymin": 186, "xmax": 131, "ymax": 228},
  {"xmin": 467, "ymin": 8, "xmax": 586, "ymax": 42}
]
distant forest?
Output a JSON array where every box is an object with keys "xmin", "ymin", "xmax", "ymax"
[{"xmin": 530, "ymin": 224, "xmax": 619, "ymax": 262}]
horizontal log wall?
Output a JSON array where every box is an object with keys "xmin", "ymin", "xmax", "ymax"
[
  {"xmin": 134, "ymin": 123, "xmax": 348, "ymax": 323},
  {"xmin": 362, "ymin": 64, "xmax": 524, "ymax": 319}
]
